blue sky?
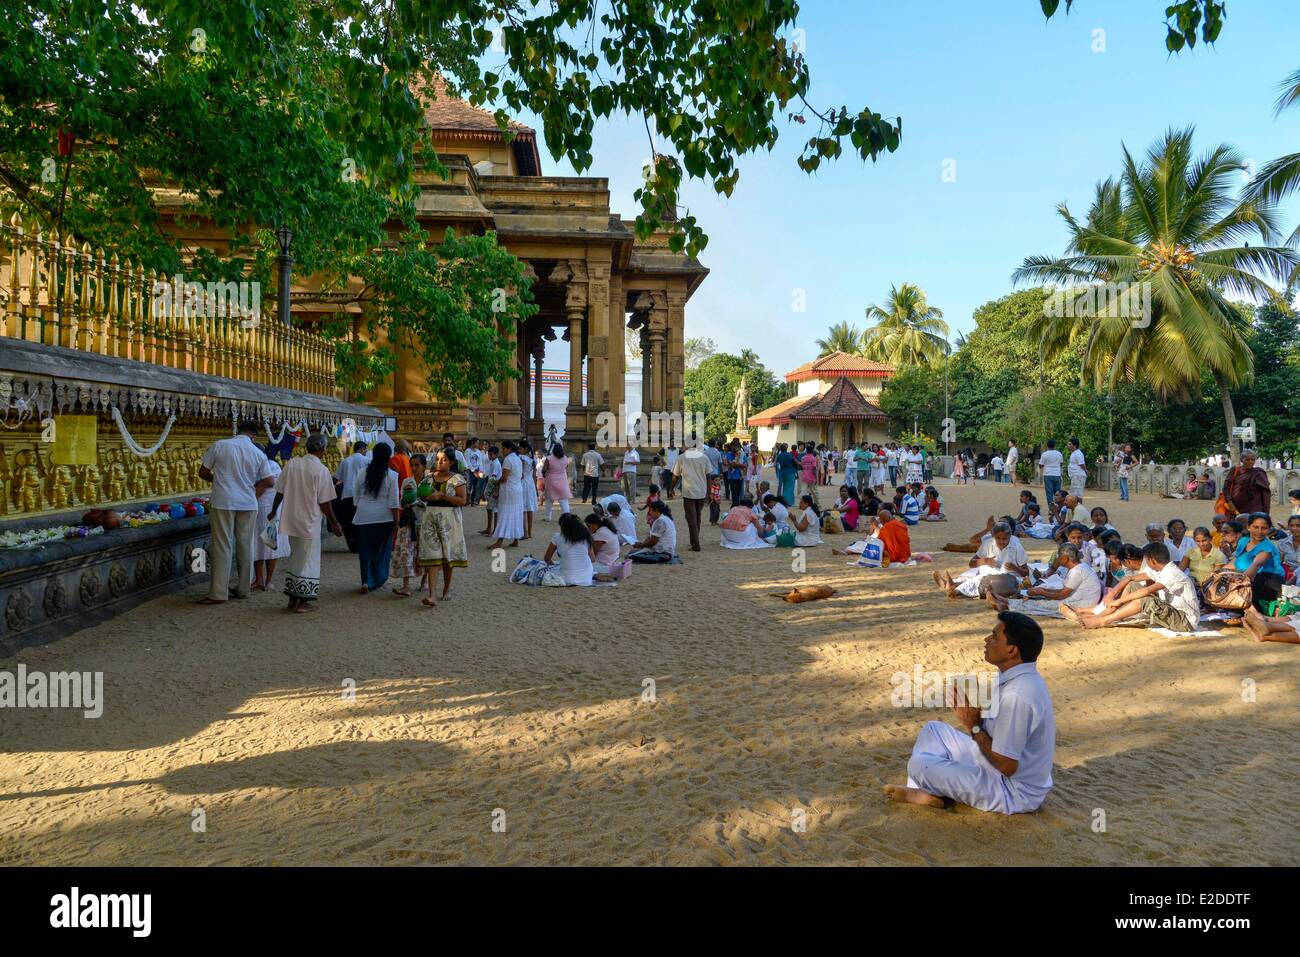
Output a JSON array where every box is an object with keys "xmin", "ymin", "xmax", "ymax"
[{"xmin": 512, "ymin": 0, "xmax": 1300, "ymax": 377}]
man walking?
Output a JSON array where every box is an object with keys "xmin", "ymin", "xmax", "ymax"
[
  {"xmin": 198, "ymin": 419, "xmax": 275, "ymax": 604},
  {"xmin": 268, "ymin": 433, "xmax": 343, "ymax": 613},
  {"xmin": 1038, "ymin": 439, "xmax": 1063, "ymax": 504},
  {"xmin": 580, "ymin": 440, "xmax": 605, "ymax": 503},
  {"xmin": 332, "ymin": 439, "xmax": 369, "ymax": 550},
  {"xmin": 672, "ymin": 439, "xmax": 717, "ymax": 552}
]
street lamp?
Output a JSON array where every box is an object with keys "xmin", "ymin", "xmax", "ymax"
[{"xmin": 275, "ymin": 225, "xmax": 294, "ymax": 327}]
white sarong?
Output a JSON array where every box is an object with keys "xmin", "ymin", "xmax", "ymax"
[{"xmin": 284, "ymin": 535, "xmax": 321, "ymax": 602}]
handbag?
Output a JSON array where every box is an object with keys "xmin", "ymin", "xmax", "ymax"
[{"xmin": 1202, "ymin": 569, "xmax": 1252, "ymax": 610}]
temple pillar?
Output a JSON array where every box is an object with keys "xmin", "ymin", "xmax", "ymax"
[
  {"xmin": 532, "ymin": 341, "xmax": 545, "ymax": 439},
  {"xmin": 607, "ymin": 273, "xmax": 625, "ymax": 424},
  {"xmin": 666, "ymin": 287, "xmax": 686, "ymax": 415},
  {"xmin": 567, "ymin": 308, "xmax": 584, "ymax": 407},
  {"xmin": 585, "ymin": 257, "xmax": 611, "ymax": 415},
  {"xmin": 640, "ymin": 326, "xmax": 653, "ymax": 415}
]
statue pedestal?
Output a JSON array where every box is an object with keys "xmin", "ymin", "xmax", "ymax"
[{"xmin": 727, "ymin": 428, "xmax": 754, "ymax": 444}]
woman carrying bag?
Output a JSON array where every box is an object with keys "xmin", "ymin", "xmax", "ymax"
[{"xmin": 1231, "ymin": 512, "xmax": 1286, "ymax": 608}]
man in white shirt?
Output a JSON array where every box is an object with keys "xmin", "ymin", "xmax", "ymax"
[
  {"xmin": 628, "ymin": 500, "xmax": 678, "ymax": 562},
  {"xmin": 673, "ymin": 442, "xmax": 718, "ymax": 552},
  {"xmin": 1005, "ymin": 440, "xmax": 1020, "ymax": 485},
  {"xmin": 1066, "ymin": 437, "xmax": 1087, "ymax": 498},
  {"xmin": 1003, "ymin": 543, "xmax": 1100, "ymax": 616},
  {"xmin": 990, "ymin": 454, "xmax": 1005, "ymax": 483},
  {"xmin": 199, "ymin": 420, "xmax": 276, "ymax": 603},
  {"xmin": 464, "ymin": 438, "xmax": 486, "ymax": 507},
  {"xmin": 886, "ymin": 612, "xmax": 1055, "ymax": 814},
  {"xmin": 580, "ymin": 441, "xmax": 605, "ymax": 504},
  {"xmin": 268, "ymin": 433, "xmax": 342, "ymax": 612},
  {"xmin": 662, "ymin": 444, "xmax": 680, "ymax": 498},
  {"xmin": 621, "ymin": 446, "xmax": 641, "ymax": 502},
  {"xmin": 936, "ymin": 523, "xmax": 1029, "ymax": 600},
  {"xmin": 1038, "ymin": 439, "xmax": 1064, "ymax": 503},
  {"xmin": 1070, "ymin": 542, "xmax": 1200, "ymax": 632},
  {"xmin": 332, "ymin": 440, "xmax": 371, "ymax": 549},
  {"xmin": 885, "ymin": 444, "xmax": 899, "ymax": 485}
]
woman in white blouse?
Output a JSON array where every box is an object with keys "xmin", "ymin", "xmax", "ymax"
[{"xmin": 790, "ymin": 494, "xmax": 823, "ymax": 547}]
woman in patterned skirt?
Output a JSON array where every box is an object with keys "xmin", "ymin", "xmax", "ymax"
[
  {"xmin": 389, "ymin": 454, "xmax": 425, "ymax": 597},
  {"xmin": 417, "ymin": 447, "xmax": 469, "ymax": 607}
]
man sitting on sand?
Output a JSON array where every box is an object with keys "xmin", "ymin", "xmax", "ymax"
[
  {"xmin": 998, "ymin": 543, "xmax": 1100, "ymax": 616},
  {"xmin": 885, "ymin": 612, "xmax": 1055, "ymax": 814},
  {"xmin": 934, "ymin": 522, "xmax": 1028, "ymax": 601},
  {"xmin": 943, "ymin": 514, "xmax": 1018, "ymax": 553},
  {"xmin": 1065, "ymin": 542, "xmax": 1200, "ymax": 632}
]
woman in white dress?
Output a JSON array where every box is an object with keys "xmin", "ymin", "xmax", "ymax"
[
  {"xmin": 252, "ymin": 452, "xmax": 289, "ymax": 591},
  {"xmin": 718, "ymin": 498, "xmax": 773, "ymax": 549},
  {"xmin": 489, "ymin": 439, "xmax": 526, "ymax": 548},
  {"xmin": 791, "ymin": 494, "xmax": 823, "ymax": 547},
  {"xmin": 869, "ymin": 446, "xmax": 888, "ymax": 492},
  {"xmin": 519, "ymin": 441, "xmax": 538, "ymax": 540}
]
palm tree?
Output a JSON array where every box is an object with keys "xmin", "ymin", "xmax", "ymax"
[
  {"xmin": 861, "ymin": 283, "xmax": 949, "ymax": 366},
  {"xmin": 1014, "ymin": 127, "xmax": 1299, "ymax": 457},
  {"xmin": 815, "ymin": 320, "xmax": 861, "ymax": 356},
  {"xmin": 1242, "ymin": 68, "xmax": 1300, "ymax": 252}
]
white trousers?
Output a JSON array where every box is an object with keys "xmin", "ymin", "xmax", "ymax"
[
  {"xmin": 208, "ymin": 508, "xmax": 257, "ymax": 601},
  {"xmin": 906, "ymin": 720, "xmax": 1020, "ymax": 814}
]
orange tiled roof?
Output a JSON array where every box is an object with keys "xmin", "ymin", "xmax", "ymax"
[
  {"xmin": 786, "ymin": 351, "xmax": 894, "ymax": 383},
  {"xmin": 748, "ymin": 377, "xmax": 888, "ymax": 427},
  {"xmin": 416, "ymin": 75, "xmax": 541, "ymax": 174}
]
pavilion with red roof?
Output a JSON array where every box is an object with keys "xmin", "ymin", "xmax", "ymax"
[{"xmin": 747, "ymin": 352, "xmax": 893, "ymax": 451}]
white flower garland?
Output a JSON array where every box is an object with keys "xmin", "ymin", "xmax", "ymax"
[
  {"xmin": 265, "ymin": 418, "xmax": 306, "ymax": 444},
  {"xmin": 111, "ymin": 406, "xmax": 177, "ymax": 457}
]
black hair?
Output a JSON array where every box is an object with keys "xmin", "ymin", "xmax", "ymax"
[
  {"xmin": 997, "ymin": 611, "xmax": 1044, "ymax": 663},
  {"xmin": 1166, "ymin": 517, "xmax": 1186, "ymax": 532},
  {"xmin": 352, "ymin": 440, "xmax": 369, "ymax": 453},
  {"xmin": 1046, "ymin": 439, "xmax": 1056, "ymax": 449},
  {"xmin": 558, "ymin": 512, "xmax": 592, "ymax": 545},
  {"xmin": 841, "ymin": 485, "xmax": 862, "ymax": 504},
  {"xmin": 649, "ymin": 501, "xmax": 672, "ymax": 519},
  {"xmin": 1193, "ymin": 525, "xmax": 1213, "ymax": 538},
  {"xmin": 410, "ymin": 453, "xmax": 427, "ymax": 467},
  {"xmin": 1104, "ymin": 540, "xmax": 1125, "ymax": 558},
  {"xmin": 1097, "ymin": 528, "xmax": 1121, "ymax": 545},
  {"xmin": 237, "ymin": 419, "xmax": 260, "ymax": 435},
  {"xmin": 552, "ymin": 443, "xmax": 566, "ymax": 459},
  {"xmin": 442, "ymin": 432, "xmax": 455, "ymax": 442},
  {"xmin": 587, "ymin": 441, "xmax": 597, "ymax": 449},
  {"xmin": 438, "ymin": 446, "xmax": 457, "ymax": 468},
  {"xmin": 1225, "ymin": 520, "xmax": 1246, "ymax": 535},
  {"xmin": 1141, "ymin": 541, "xmax": 1171, "ymax": 564},
  {"xmin": 585, "ymin": 512, "xmax": 617, "ymax": 534},
  {"xmin": 1118, "ymin": 544, "xmax": 1142, "ymax": 562},
  {"xmin": 800, "ymin": 494, "xmax": 821, "ymax": 517},
  {"xmin": 487, "ymin": 445, "xmax": 499, "ymax": 456},
  {"xmin": 607, "ymin": 502, "xmax": 622, "ymax": 516},
  {"xmin": 363, "ymin": 442, "xmax": 392, "ymax": 498},
  {"xmin": 502, "ymin": 439, "xmax": 517, "ymax": 453},
  {"xmin": 1090, "ymin": 506, "xmax": 1110, "ymax": 523}
]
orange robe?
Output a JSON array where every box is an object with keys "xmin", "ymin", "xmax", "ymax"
[{"xmin": 877, "ymin": 519, "xmax": 911, "ymax": 564}]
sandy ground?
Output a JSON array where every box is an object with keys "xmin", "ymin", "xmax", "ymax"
[{"xmin": 0, "ymin": 474, "xmax": 1296, "ymax": 866}]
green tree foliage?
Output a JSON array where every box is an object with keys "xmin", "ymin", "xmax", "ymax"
[
  {"xmin": 815, "ymin": 321, "xmax": 861, "ymax": 357},
  {"xmin": 1040, "ymin": 1, "xmax": 1227, "ymax": 52},
  {"xmin": 862, "ymin": 283, "xmax": 949, "ymax": 367},
  {"xmin": 1230, "ymin": 304, "xmax": 1300, "ymax": 458},
  {"xmin": 684, "ymin": 352, "xmax": 783, "ymax": 442}
]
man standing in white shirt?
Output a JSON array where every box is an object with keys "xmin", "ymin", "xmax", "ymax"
[
  {"xmin": 621, "ymin": 446, "xmax": 640, "ymax": 503},
  {"xmin": 1067, "ymin": 437, "xmax": 1088, "ymax": 498},
  {"xmin": 662, "ymin": 444, "xmax": 680, "ymax": 498},
  {"xmin": 464, "ymin": 438, "xmax": 485, "ymax": 508},
  {"xmin": 199, "ymin": 420, "xmax": 276, "ymax": 603},
  {"xmin": 1038, "ymin": 439, "xmax": 1064, "ymax": 503},
  {"xmin": 886, "ymin": 612, "xmax": 1055, "ymax": 814},
  {"xmin": 1005, "ymin": 440, "xmax": 1020, "ymax": 485},
  {"xmin": 268, "ymin": 433, "xmax": 342, "ymax": 612},
  {"xmin": 332, "ymin": 440, "xmax": 370, "ymax": 551},
  {"xmin": 673, "ymin": 441, "xmax": 718, "ymax": 552},
  {"xmin": 990, "ymin": 454, "xmax": 1005, "ymax": 484}
]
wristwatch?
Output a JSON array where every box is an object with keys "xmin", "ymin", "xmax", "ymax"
[{"xmin": 970, "ymin": 724, "xmax": 984, "ymax": 738}]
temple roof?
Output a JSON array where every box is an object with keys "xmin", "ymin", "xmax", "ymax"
[
  {"xmin": 748, "ymin": 376, "xmax": 888, "ymax": 427},
  {"xmin": 786, "ymin": 351, "xmax": 893, "ymax": 383},
  {"xmin": 419, "ymin": 75, "xmax": 542, "ymax": 175}
]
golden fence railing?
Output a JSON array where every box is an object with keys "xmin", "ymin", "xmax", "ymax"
[{"xmin": 0, "ymin": 212, "xmax": 337, "ymax": 396}]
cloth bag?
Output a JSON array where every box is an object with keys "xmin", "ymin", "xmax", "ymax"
[
  {"xmin": 856, "ymin": 538, "xmax": 884, "ymax": 568},
  {"xmin": 510, "ymin": 556, "xmax": 566, "ymax": 587},
  {"xmin": 821, "ymin": 510, "xmax": 844, "ymax": 535},
  {"xmin": 1202, "ymin": 569, "xmax": 1252, "ymax": 610}
]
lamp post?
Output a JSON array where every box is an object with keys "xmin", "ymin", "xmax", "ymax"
[{"xmin": 275, "ymin": 225, "xmax": 294, "ymax": 327}]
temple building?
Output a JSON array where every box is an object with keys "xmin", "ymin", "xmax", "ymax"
[
  {"xmin": 748, "ymin": 352, "xmax": 893, "ymax": 450},
  {"xmin": 365, "ymin": 86, "xmax": 708, "ymax": 450}
]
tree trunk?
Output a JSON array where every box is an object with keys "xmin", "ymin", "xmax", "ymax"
[{"xmin": 1217, "ymin": 372, "xmax": 1239, "ymax": 461}]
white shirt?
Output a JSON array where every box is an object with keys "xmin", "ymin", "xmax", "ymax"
[
  {"xmin": 622, "ymin": 449, "xmax": 640, "ymax": 470},
  {"xmin": 550, "ymin": 532, "xmax": 594, "ymax": 585},
  {"xmin": 1038, "ymin": 449, "xmax": 1063, "ymax": 477},
  {"xmin": 334, "ymin": 450, "xmax": 371, "ymax": 499},
  {"xmin": 991, "ymin": 456, "xmax": 1004, "ymax": 471},
  {"xmin": 486, "ymin": 458, "xmax": 502, "ymax": 481},
  {"xmin": 845, "ymin": 449, "xmax": 858, "ymax": 472},
  {"xmin": 1068, "ymin": 448, "xmax": 1087, "ymax": 478},
  {"xmin": 1151, "ymin": 562, "xmax": 1200, "ymax": 625},
  {"xmin": 352, "ymin": 468, "xmax": 400, "ymax": 525},
  {"xmin": 1062, "ymin": 563, "xmax": 1102, "ymax": 607},
  {"xmin": 274, "ymin": 453, "xmax": 337, "ymax": 540},
  {"xmin": 466, "ymin": 448, "xmax": 485, "ymax": 473},
  {"xmin": 201, "ymin": 435, "xmax": 275, "ymax": 511},
  {"xmin": 600, "ymin": 493, "xmax": 631, "ymax": 514},
  {"xmin": 1165, "ymin": 535, "xmax": 1192, "ymax": 564},
  {"xmin": 664, "ymin": 448, "xmax": 680, "ymax": 468},
  {"xmin": 794, "ymin": 507, "xmax": 823, "ymax": 546},
  {"xmin": 976, "ymin": 535, "xmax": 1028, "ymax": 570},
  {"xmin": 1005, "ymin": 445, "xmax": 1019, "ymax": 466},
  {"xmin": 649, "ymin": 515, "xmax": 677, "ymax": 555},
  {"xmin": 500, "ymin": 452, "xmax": 522, "ymax": 488},
  {"xmin": 610, "ymin": 507, "xmax": 637, "ymax": 541},
  {"xmin": 768, "ymin": 502, "xmax": 790, "ymax": 528},
  {"xmin": 591, "ymin": 527, "xmax": 621, "ymax": 566},
  {"xmin": 581, "ymin": 450, "xmax": 604, "ymax": 478},
  {"xmin": 985, "ymin": 662, "xmax": 1055, "ymax": 806}
]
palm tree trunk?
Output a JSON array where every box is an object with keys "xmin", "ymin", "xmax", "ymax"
[{"xmin": 1217, "ymin": 372, "xmax": 1239, "ymax": 460}]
